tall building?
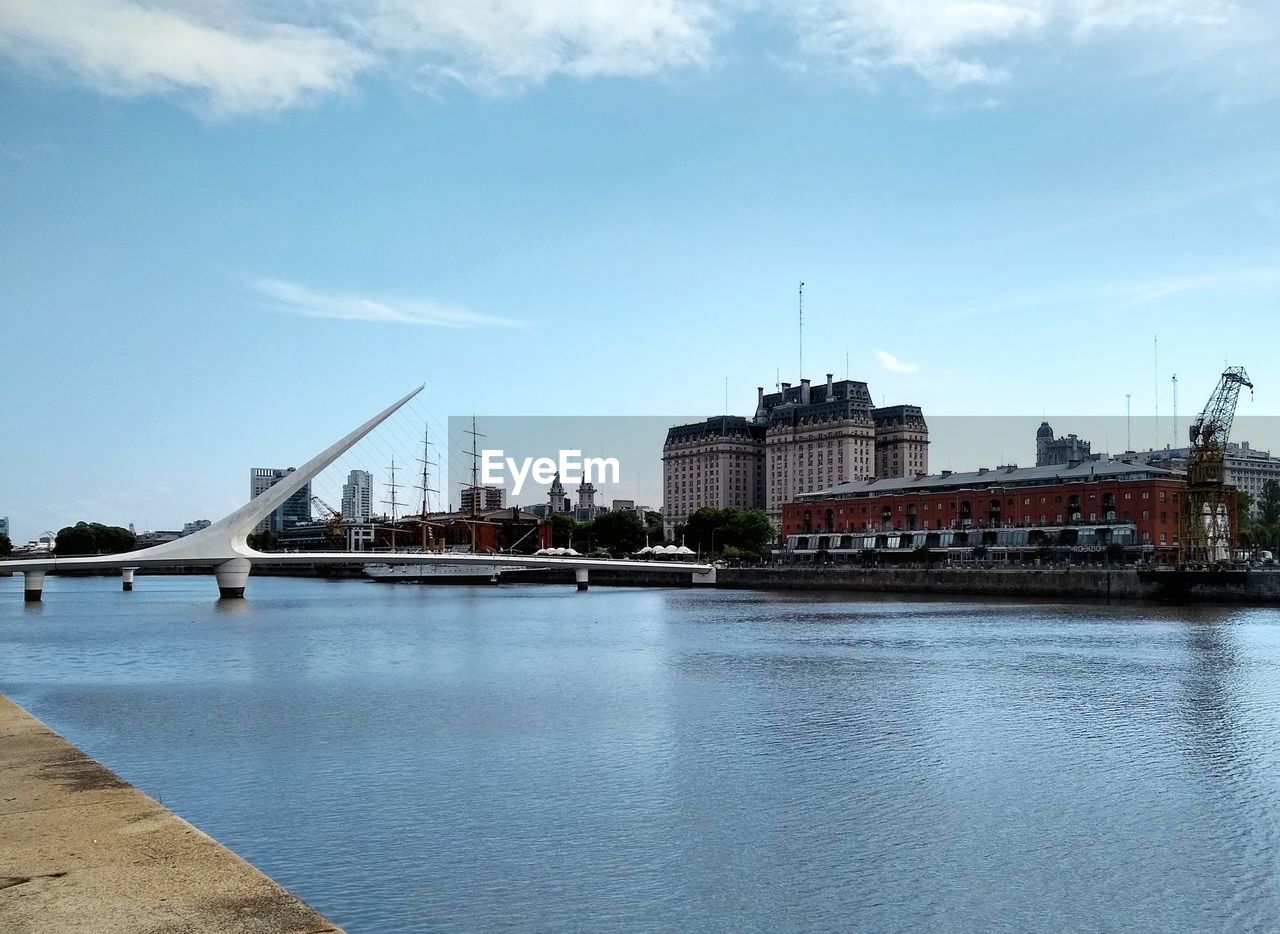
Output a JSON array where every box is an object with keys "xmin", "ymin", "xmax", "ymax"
[
  {"xmin": 180, "ymin": 519, "xmax": 211, "ymax": 536},
  {"xmin": 341, "ymin": 469, "xmax": 374, "ymax": 522},
  {"xmin": 874, "ymin": 405, "xmax": 929, "ymax": 478},
  {"xmin": 1139, "ymin": 441, "xmax": 1280, "ymax": 519},
  {"xmin": 249, "ymin": 467, "xmax": 312, "ymax": 534},
  {"xmin": 663, "ymin": 374, "xmax": 927, "ymax": 534},
  {"xmin": 0, "ymin": 516, "xmax": 8, "ymax": 539},
  {"xmin": 663, "ymin": 415, "xmax": 767, "ymax": 537},
  {"xmin": 460, "ymin": 484, "xmax": 505, "ymax": 514},
  {"xmin": 1036, "ymin": 422, "xmax": 1095, "ymax": 467}
]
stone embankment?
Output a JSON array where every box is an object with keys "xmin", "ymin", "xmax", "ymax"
[{"xmin": 0, "ymin": 695, "xmax": 347, "ymax": 934}]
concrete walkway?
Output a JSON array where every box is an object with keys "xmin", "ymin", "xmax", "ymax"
[{"xmin": 0, "ymin": 695, "xmax": 346, "ymax": 934}]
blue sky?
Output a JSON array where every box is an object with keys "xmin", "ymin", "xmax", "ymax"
[{"xmin": 2, "ymin": 1, "xmax": 1279, "ymax": 541}]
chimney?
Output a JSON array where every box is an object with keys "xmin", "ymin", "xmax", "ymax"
[
  {"xmin": 978, "ymin": 467, "xmax": 989, "ymax": 475},
  {"xmin": 826, "ymin": 373, "xmax": 833, "ymax": 396},
  {"xmin": 801, "ymin": 378, "xmax": 811, "ymax": 405},
  {"xmin": 781, "ymin": 382, "xmax": 791, "ymax": 393}
]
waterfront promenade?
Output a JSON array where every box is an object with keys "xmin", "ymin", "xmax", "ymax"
[{"xmin": 0, "ymin": 695, "xmax": 346, "ymax": 934}]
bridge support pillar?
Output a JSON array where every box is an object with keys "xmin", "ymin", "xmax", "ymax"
[
  {"xmin": 23, "ymin": 570, "xmax": 45, "ymax": 603},
  {"xmin": 575, "ymin": 568, "xmax": 589, "ymax": 592},
  {"xmin": 215, "ymin": 558, "xmax": 251, "ymax": 599},
  {"xmin": 121, "ymin": 567, "xmax": 137, "ymax": 592}
]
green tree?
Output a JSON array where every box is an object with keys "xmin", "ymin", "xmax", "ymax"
[
  {"xmin": 1236, "ymin": 490, "xmax": 1256, "ymax": 551},
  {"xmin": 677, "ymin": 507, "xmax": 775, "ymax": 560},
  {"xmin": 246, "ymin": 530, "xmax": 278, "ymax": 552},
  {"xmin": 0, "ymin": 533, "xmax": 10, "ymax": 558},
  {"xmin": 589, "ymin": 509, "xmax": 647, "ymax": 556},
  {"xmin": 1260, "ymin": 480, "xmax": 1280, "ymax": 528},
  {"xmin": 549, "ymin": 513, "xmax": 578, "ymax": 548},
  {"xmin": 54, "ymin": 522, "xmax": 136, "ymax": 557}
]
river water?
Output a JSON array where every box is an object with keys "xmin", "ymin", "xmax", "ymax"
[{"xmin": 3, "ymin": 575, "xmax": 1280, "ymax": 933}]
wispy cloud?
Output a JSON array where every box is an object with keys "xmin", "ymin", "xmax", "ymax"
[
  {"xmin": 875, "ymin": 348, "xmax": 919, "ymax": 374},
  {"xmin": 2, "ymin": 0, "xmax": 1278, "ymax": 113},
  {"xmin": 0, "ymin": 0, "xmax": 372, "ymax": 116},
  {"xmin": 772, "ymin": 0, "xmax": 1278, "ymax": 100},
  {"xmin": 250, "ymin": 277, "xmax": 525, "ymax": 329}
]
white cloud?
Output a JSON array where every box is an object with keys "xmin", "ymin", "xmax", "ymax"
[
  {"xmin": 875, "ymin": 348, "xmax": 919, "ymax": 373},
  {"xmin": 773, "ymin": 0, "xmax": 1275, "ymax": 96},
  {"xmin": 250, "ymin": 277, "xmax": 525, "ymax": 328},
  {"xmin": 357, "ymin": 0, "xmax": 718, "ymax": 93},
  {"xmin": 0, "ymin": 0, "xmax": 372, "ymax": 115},
  {"xmin": 1, "ymin": 0, "xmax": 1277, "ymax": 111}
]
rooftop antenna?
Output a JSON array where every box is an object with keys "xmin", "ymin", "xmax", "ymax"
[
  {"xmin": 1171, "ymin": 373, "xmax": 1178, "ymax": 450},
  {"xmin": 798, "ymin": 281, "xmax": 804, "ymax": 379},
  {"xmin": 1153, "ymin": 334, "xmax": 1159, "ymax": 450},
  {"xmin": 1125, "ymin": 393, "xmax": 1132, "ymax": 451}
]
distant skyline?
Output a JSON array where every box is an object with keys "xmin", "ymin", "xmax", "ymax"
[{"xmin": 2, "ymin": 1, "xmax": 1279, "ymax": 542}]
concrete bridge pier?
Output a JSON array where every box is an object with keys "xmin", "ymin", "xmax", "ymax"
[
  {"xmin": 575, "ymin": 568, "xmax": 589, "ymax": 591},
  {"xmin": 215, "ymin": 558, "xmax": 251, "ymax": 599},
  {"xmin": 23, "ymin": 570, "xmax": 45, "ymax": 603},
  {"xmin": 121, "ymin": 567, "xmax": 137, "ymax": 592}
]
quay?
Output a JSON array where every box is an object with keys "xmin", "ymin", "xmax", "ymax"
[{"xmin": 0, "ymin": 695, "xmax": 346, "ymax": 934}]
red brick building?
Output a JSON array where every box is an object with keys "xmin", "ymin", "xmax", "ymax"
[{"xmin": 781, "ymin": 461, "xmax": 1209, "ymax": 562}]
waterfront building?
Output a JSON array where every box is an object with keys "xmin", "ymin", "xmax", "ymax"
[
  {"xmin": 180, "ymin": 519, "xmax": 211, "ymax": 537},
  {"xmin": 781, "ymin": 460, "xmax": 1193, "ymax": 563},
  {"xmin": 249, "ymin": 467, "xmax": 312, "ymax": 534},
  {"xmin": 663, "ymin": 374, "xmax": 927, "ymax": 534},
  {"xmin": 1036, "ymin": 422, "xmax": 1096, "ymax": 467},
  {"xmin": 0, "ymin": 516, "xmax": 8, "ymax": 539},
  {"xmin": 874, "ymin": 406, "xmax": 929, "ymax": 478},
  {"xmin": 461, "ymin": 484, "xmax": 505, "ymax": 515},
  {"xmin": 1139, "ymin": 441, "xmax": 1280, "ymax": 519},
  {"xmin": 341, "ymin": 469, "xmax": 374, "ymax": 523},
  {"xmin": 663, "ymin": 415, "xmax": 767, "ymax": 537}
]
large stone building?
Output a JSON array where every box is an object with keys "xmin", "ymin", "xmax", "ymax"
[
  {"xmin": 1140, "ymin": 441, "xmax": 1280, "ymax": 519},
  {"xmin": 249, "ymin": 467, "xmax": 311, "ymax": 534},
  {"xmin": 663, "ymin": 374, "xmax": 927, "ymax": 535},
  {"xmin": 1036, "ymin": 422, "xmax": 1095, "ymax": 467}
]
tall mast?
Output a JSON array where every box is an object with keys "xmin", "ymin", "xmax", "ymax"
[
  {"xmin": 464, "ymin": 415, "xmax": 485, "ymax": 552},
  {"xmin": 798, "ymin": 280, "xmax": 805, "ymax": 380},
  {"xmin": 383, "ymin": 458, "xmax": 400, "ymax": 551},
  {"xmin": 416, "ymin": 424, "xmax": 438, "ymax": 550}
]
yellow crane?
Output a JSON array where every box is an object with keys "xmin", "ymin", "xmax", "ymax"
[
  {"xmin": 310, "ymin": 496, "xmax": 347, "ymax": 549},
  {"xmin": 1179, "ymin": 366, "xmax": 1253, "ymax": 566}
]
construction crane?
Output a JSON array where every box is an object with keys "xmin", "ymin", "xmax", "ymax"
[
  {"xmin": 1179, "ymin": 366, "xmax": 1253, "ymax": 566},
  {"xmin": 310, "ymin": 496, "xmax": 347, "ymax": 548}
]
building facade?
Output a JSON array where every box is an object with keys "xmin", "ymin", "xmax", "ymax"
[
  {"xmin": 341, "ymin": 469, "xmax": 374, "ymax": 523},
  {"xmin": 1036, "ymin": 422, "xmax": 1095, "ymax": 467},
  {"xmin": 873, "ymin": 405, "xmax": 929, "ymax": 478},
  {"xmin": 180, "ymin": 519, "xmax": 211, "ymax": 537},
  {"xmin": 662, "ymin": 415, "xmax": 767, "ymax": 537},
  {"xmin": 249, "ymin": 467, "xmax": 312, "ymax": 534},
  {"xmin": 1140, "ymin": 441, "xmax": 1280, "ymax": 519},
  {"xmin": 0, "ymin": 516, "xmax": 8, "ymax": 540},
  {"xmin": 781, "ymin": 460, "xmax": 1192, "ymax": 562},
  {"xmin": 663, "ymin": 374, "xmax": 927, "ymax": 535},
  {"xmin": 460, "ymin": 484, "xmax": 505, "ymax": 514}
]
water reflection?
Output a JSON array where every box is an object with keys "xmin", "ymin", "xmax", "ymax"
[{"xmin": 2, "ymin": 577, "xmax": 1280, "ymax": 934}]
